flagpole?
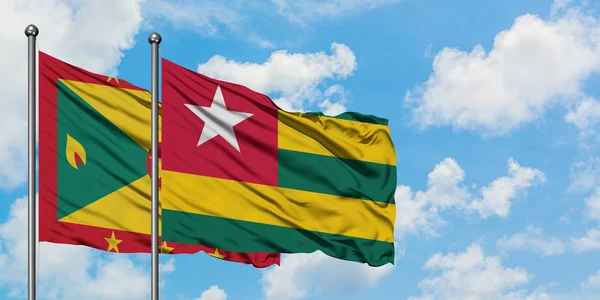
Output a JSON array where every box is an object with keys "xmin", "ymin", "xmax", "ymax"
[
  {"xmin": 149, "ymin": 32, "xmax": 162, "ymax": 300},
  {"xmin": 25, "ymin": 24, "xmax": 39, "ymax": 300}
]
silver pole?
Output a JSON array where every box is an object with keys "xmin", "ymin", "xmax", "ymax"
[
  {"xmin": 25, "ymin": 24, "xmax": 38, "ymax": 300},
  {"xmin": 148, "ymin": 32, "xmax": 161, "ymax": 300}
]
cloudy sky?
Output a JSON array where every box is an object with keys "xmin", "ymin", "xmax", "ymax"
[{"xmin": 2, "ymin": 0, "xmax": 600, "ymax": 299}]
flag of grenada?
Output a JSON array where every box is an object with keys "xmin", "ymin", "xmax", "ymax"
[{"xmin": 38, "ymin": 51, "xmax": 279, "ymax": 268}]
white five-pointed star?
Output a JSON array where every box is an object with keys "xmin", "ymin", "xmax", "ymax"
[{"xmin": 184, "ymin": 85, "xmax": 253, "ymax": 152}]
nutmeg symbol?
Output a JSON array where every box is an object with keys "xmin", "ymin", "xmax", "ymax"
[{"xmin": 66, "ymin": 133, "xmax": 86, "ymax": 170}]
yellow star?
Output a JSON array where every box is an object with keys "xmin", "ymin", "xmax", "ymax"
[
  {"xmin": 160, "ymin": 241, "xmax": 174, "ymax": 254},
  {"xmin": 104, "ymin": 231, "xmax": 122, "ymax": 253},
  {"xmin": 208, "ymin": 248, "xmax": 226, "ymax": 259},
  {"xmin": 107, "ymin": 77, "xmax": 119, "ymax": 84}
]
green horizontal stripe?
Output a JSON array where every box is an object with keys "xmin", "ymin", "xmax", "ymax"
[
  {"xmin": 162, "ymin": 209, "xmax": 395, "ymax": 267},
  {"xmin": 303, "ymin": 111, "xmax": 389, "ymax": 126},
  {"xmin": 278, "ymin": 149, "xmax": 396, "ymax": 204}
]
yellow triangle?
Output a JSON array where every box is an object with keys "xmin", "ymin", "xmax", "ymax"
[
  {"xmin": 59, "ymin": 79, "xmax": 162, "ymax": 150},
  {"xmin": 59, "ymin": 175, "xmax": 161, "ymax": 235}
]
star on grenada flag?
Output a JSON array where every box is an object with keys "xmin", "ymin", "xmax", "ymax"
[{"xmin": 38, "ymin": 51, "xmax": 280, "ymax": 268}]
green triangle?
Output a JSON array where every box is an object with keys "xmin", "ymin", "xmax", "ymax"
[{"xmin": 56, "ymin": 80, "xmax": 149, "ymax": 219}]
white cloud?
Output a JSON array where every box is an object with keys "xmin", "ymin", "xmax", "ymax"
[
  {"xmin": 394, "ymin": 185, "xmax": 445, "ymax": 238},
  {"xmin": 317, "ymin": 85, "xmax": 348, "ymax": 116},
  {"xmin": 423, "ymin": 44, "xmax": 434, "ymax": 58},
  {"xmin": 197, "ymin": 43, "xmax": 357, "ymax": 112},
  {"xmin": 531, "ymin": 270, "xmax": 600, "ymax": 299},
  {"xmin": 405, "ymin": 4, "xmax": 600, "ymax": 135},
  {"xmin": 581, "ymin": 270, "xmax": 600, "ymax": 290},
  {"xmin": 0, "ymin": 196, "xmax": 175, "ymax": 299},
  {"xmin": 584, "ymin": 188, "xmax": 600, "ymax": 222},
  {"xmin": 142, "ymin": 0, "xmax": 278, "ymax": 48},
  {"xmin": 571, "ymin": 228, "xmax": 600, "ymax": 253},
  {"xmin": 248, "ymin": 35, "xmax": 277, "ymax": 49},
  {"xmin": 568, "ymin": 157, "xmax": 600, "ymax": 253},
  {"xmin": 504, "ymin": 290, "xmax": 553, "ymax": 300},
  {"xmin": 272, "ymin": 0, "xmax": 402, "ymax": 25},
  {"xmin": 394, "ymin": 157, "xmax": 468, "ymax": 238},
  {"xmin": 143, "ymin": 0, "xmax": 404, "ymax": 47},
  {"xmin": 160, "ymin": 257, "xmax": 176, "ymax": 273},
  {"xmin": 550, "ymin": 0, "xmax": 574, "ymax": 17},
  {"xmin": 318, "ymin": 99, "xmax": 347, "ymax": 116},
  {"xmin": 469, "ymin": 158, "xmax": 546, "ymax": 218},
  {"xmin": 260, "ymin": 251, "xmax": 395, "ymax": 300},
  {"xmin": 409, "ymin": 243, "xmax": 543, "ymax": 300},
  {"xmin": 496, "ymin": 225, "xmax": 566, "ymax": 256},
  {"xmin": 396, "ymin": 157, "xmax": 545, "ymax": 238},
  {"xmin": 0, "ymin": 0, "xmax": 144, "ymax": 189},
  {"xmin": 75, "ymin": 256, "xmax": 150, "ymax": 299},
  {"xmin": 143, "ymin": 0, "xmax": 245, "ymax": 37},
  {"xmin": 194, "ymin": 285, "xmax": 228, "ymax": 300},
  {"xmin": 420, "ymin": 157, "xmax": 470, "ymax": 209},
  {"xmin": 569, "ymin": 157, "xmax": 600, "ymax": 192},
  {"xmin": 565, "ymin": 97, "xmax": 600, "ymax": 136}
]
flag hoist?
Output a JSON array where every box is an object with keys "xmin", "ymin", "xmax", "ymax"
[
  {"xmin": 148, "ymin": 31, "xmax": 162, "ymax": 300},
  {"xmin": 25, "ymin": 23, "xmax": 39, "ymax": 300}
]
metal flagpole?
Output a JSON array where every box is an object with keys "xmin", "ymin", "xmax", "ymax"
[
  {"xmin": 148, "ymin": 32, "xmax": 162, "ymax": 300},
  {"xmin": 25, "ymin": 24, "xmax": 39, "ymax": 300}
]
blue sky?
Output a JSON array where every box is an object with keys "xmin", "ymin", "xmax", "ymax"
[{"xmin": 2, "ymin": 0, "xmax": 600, "ymax": 299}]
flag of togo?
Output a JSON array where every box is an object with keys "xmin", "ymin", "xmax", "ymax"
[
  {"xmin": 38, "ymin": 51, "xmax": 279, "ymax": 267},
  {"xmin": 161, "ymin": 59, "xmax": 397, "ymax": 267}
]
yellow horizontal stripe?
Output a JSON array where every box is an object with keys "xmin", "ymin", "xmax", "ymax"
[
  {"xmin": 277, "ymin": 111, "xmax": 396, "ymax": 165},
  {"xmin": 61, "ymin": 80, "xmax": 162, "ymax": 149},
  {"xmin": 162, "ymin": 170, "xmax": 396, "ymax": 243}
]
